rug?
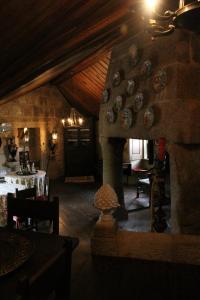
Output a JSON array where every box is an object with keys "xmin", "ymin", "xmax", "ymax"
[{"xmin": 65, "ymin": 176, "xmax": 95, "ymax": 183}]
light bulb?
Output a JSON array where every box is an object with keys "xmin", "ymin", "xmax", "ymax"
[
  {"xmin": 67, "ymin": 118, "xmax": 73, "ymax": 126},
  {"xmin": 78, "ymin": 117, "xmax": 83, "ymax": 126},
  {"xmin": 52, "ymin": 132, "xmax": 58, "ymax": 141},
  {"xmin": 145, "ymin": 0, "xmax": 158, "ymax": 12},
  {"xmin": 24, "ymin": 127, "xmax": 28, "ymax": 134}
]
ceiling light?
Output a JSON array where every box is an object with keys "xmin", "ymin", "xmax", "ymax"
[
  {"xmin": 61, "ymin": 108, "xmax": 84, "ymax": 128},
  {"xmin": 143, "ymin": 0, "xmax": 200, "ymax": 37}
]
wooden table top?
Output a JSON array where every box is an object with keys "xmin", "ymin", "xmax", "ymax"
[{"xmin": 0, "ymin": 228, "xmax": 79, "ymax": 300}]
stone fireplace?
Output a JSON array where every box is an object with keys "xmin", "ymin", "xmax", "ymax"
[{"xmin": 99, "ymin": 29, "xmax": 200, "ymax": 234}]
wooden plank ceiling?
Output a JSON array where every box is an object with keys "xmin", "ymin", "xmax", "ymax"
[{"xmin": 0, "ymin": 0, "xmax": 177, "ymax": 117}]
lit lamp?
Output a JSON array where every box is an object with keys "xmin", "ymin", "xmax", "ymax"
[
  {"xmin": 48, "ymin": 129, "xmax": 58, "ymax": 156},
  {"xmin": 23, "ymin": 127, "xmax": 29, "ymax": 143},
  {"xmin": 61, "ymin": 107, "xmax": 84, "ymax": 127},
  {"xmin": 142, "ymin": 0, "xmax": 200, "ymax": 37}
]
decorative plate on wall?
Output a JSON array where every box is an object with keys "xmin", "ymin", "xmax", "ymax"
[
  {"xmin": 113, "ymin": 95, "xmax": 125, "ymax": 112},
  {"xmin": 102, "ymin": 88, "xmax": 110, "ymax": 103},
  {"xmin": 143, "ymin": 107, "xmax": 154, "ymax": 129},
  {"xmin": 140, "ymin": 60, "xmax": 152, "ymax": 78},
  {"xmin": 126, "ymin": 79, "xmax": 136, "ymax": 97},
  {"xmin": 106, "ymin": 108, "xmax": 117, "ymax": 124},
  {"xmin": 112, "ymin": 71, "xmax": 122, "ymax": 87},
  {"xmin": 129, "ymin": 44, "xmax": 139, "ymax": 67},
  {"xmin": 152, "ymin": 69, "xmax": 167, "ymax": 92},
  {"xmin": 119, "ymin": 108, "xmax": 133, "ymax": 129},
  {"xmin": 133, "ymin": 92, "xmax": 144, "ymax": 112}
]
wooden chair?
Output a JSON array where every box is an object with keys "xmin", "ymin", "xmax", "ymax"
[
  {"xmin": 15, "ymin": 186, "xmax": 37, "ymax": 228},
  {"xmin": 16, "ymin": 186, "xmax": 37, "ymax": 200},
  {"xmin": 7, "ymin": 193, "xmax": 59, "ymax": 234},
  {"xmin": 16, "ymin": 237, "xmax": 79, "ymax": 300}
]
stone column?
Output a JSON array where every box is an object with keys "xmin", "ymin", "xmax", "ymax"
[
  {"xmin": 169, "ymin": 143, "xmax": 200, "ymax": 234},
  {"xmin": 100, "ymin": 136, "xmax": 128, "ymax": 220}
]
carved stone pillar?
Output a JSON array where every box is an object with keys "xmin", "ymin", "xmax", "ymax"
[
  {"xmin": 169, "ymin": 143, "xmax": 200, "ymax": 234},
  {"xmin": 100, "ymin": 137, "xmax": 128, "ymax": 220}
]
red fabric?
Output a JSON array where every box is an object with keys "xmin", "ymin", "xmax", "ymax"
[
  {"xmin": 132, "ymin": 167, "xmax": 148, "ymax": 173},
  {"xmin": 158, "ymin": 137, "xmax": 166, "ymax": 161},
  {"xmin": 36, "ymin": 195, "xmax": 48, "ymax": 201}
]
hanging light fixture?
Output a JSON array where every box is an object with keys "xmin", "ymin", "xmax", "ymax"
[
  {"xmin": 61, "ymin": 108, "xmax": 84, "ymax": 128},
  {"xmin": 142, "ymin": 0, "xmax": 200, "ymax": 38}
]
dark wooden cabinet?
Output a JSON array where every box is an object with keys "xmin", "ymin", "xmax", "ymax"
[{"xmin": 64, "ymin": 119, "xmax": 96, "ymax": 177}]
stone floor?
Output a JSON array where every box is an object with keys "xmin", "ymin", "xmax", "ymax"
[{"xmin": 50, "ymin": 178, "xmax": 171, "ymax": 300}]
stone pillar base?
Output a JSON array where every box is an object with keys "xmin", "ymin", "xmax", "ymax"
[{"xmin": 91, "ymin": 214, "xmax": 118, "ymax": 256}]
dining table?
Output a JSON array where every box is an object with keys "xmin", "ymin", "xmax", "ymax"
[
  {"xmin": 0, "ymin": 227, "xmax": 79, "ymax": 300},
  {"xmin": 4, "ymin": 170, "xmax": 46, "ymax": 196}
]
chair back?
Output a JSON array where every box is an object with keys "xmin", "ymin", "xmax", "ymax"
[
  {"xmin": 16, "ymin": 186, "xmax": 37, "ymax": 200},
  {"xmin": 7, "ymin": 193, "xmax": 59, "ymax": 234},
  {"xmin": 44, "ymin": 175, "xmax": 50, "ymax": 201},
  {"xmin": 16, "ymin": 237, "xmax": 79, "ymax": 300}
]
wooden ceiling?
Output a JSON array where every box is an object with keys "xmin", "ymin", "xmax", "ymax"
[{"xmin": 0, "ymin": 0, "xmax": 178, "ymax": 117}]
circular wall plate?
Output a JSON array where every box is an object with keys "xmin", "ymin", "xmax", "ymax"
[
  {"xmin": 129, "ymin": 44, "xmax": 139, "ymax": 67},
  {"xmin": 112, "ymin": 71, "xmax": 121, "ymax": 87},
  {"xmin": 153, "ymin": 70, "xmax": 167, "ymax": 92},
  {"xmin": 143, "ymin": 107, "xmax": 154, "ymax": 129},
  {"xmin": 126, "ymin": 79, "xmax": 136, "ymax": 97},
  {"xmin": 102, "ymin": 88, "xmax": 110, "ymax": 103},
  {"xmin": 106, "ymin": 108, "xmax": 116, "ymax": 124},
  {"xmin": 119, "ymin": 108, "xmax": 133, "ymax": 129},
  {"xmin": 133, "ymin": 92, "xmax": 144, "ymax": 112},
  {"xmin": 140, "ymin": 60, "xmax": 152, "ymax": 78},
  {"xmin": 113, "ymin": 95, "xmax": 125, "ymax": 112}
]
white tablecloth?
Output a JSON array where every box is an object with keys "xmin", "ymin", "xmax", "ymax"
[{"xmin": 4, "ymin": 170, "xmax": 46, "ymax": 196}]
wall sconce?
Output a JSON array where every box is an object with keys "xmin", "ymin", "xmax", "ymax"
[
  {"xmin": 23, "ymin": 127, "xmax": 29, "ymax": 143},
  {"xmin": 48, "ymin": 129, "xmax": 58, "ymax": 156},
  {"xmin": 140, "ymin": 0, "xmax": 200, "ymax": 38}
]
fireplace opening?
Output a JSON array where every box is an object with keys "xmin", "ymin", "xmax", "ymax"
[{"xmin": 123, "ymin": 138, "xmax": 171, "ymax": 232}]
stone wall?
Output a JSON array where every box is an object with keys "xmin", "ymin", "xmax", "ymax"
[
  {"xmin": 100, "ymin": 30, "xmax": 200, "ymax": 142},
  {"xmin": 0, "ymin": 84, "xmax": 70, "ymax": 179},
  {"xmin": 99, "ymin": 30, "xmax": 200, "ymax": 233}
]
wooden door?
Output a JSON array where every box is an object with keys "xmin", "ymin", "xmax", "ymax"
[{"xmin": 64, "ymin": 119, "xmax": 96, "ymax": 177}]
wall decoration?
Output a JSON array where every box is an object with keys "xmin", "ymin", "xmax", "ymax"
[
  {"xmin": 112, "ymin": 71, "xmax": 122, "ymax": 87},
  {"xmin": 119, "ymin": 108, "xmax": 133, "ymax": 129},
  {"xmin": 106, "ymin": 108, "xmax": 117, "ymax": 124},
  {"xmin": 113, "ymin": 95, "xmax": 125, "ymax": 113},
  {"xmin": 126, "ymin": 79, "xmax": 136, "ymax": 97},
  {"xmin": 102, "ymin": 88, "xmax": 110, "ymax": 103},
  {"xmin": 129, "ymin": 44, "xmax": 139, "ymax": 67},
  {"xmin": 133, "ymin": 92, "xmax": 144, "ymax": 112},
  {"xmin": 153, "ymin": 69, "xmax": 167, "ymax": 92},
  {"xmin": 140, "ymin": 60, "xmax": 152, "ymax": 78},
  {"xmin": 143, "ymin": 107, "xmax": 154, "ymax": 129}
]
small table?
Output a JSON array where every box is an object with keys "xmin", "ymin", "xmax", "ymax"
[
  {"xmin": 0, "ymin": 228, "xmax": 79, "ymax": 300},
  {"xmin": 5, "ymin": 170, "xmax": 46, "ymax": 196}
]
